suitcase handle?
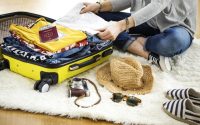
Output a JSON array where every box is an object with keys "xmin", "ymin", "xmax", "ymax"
[{"xmin": 69, "ymin": 55, "xmax": 101, "ymax": 71}]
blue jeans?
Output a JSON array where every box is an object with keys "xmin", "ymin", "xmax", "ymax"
[
  {"xmin": 3, "ymin": 37, "xmax": 90, "ymax": 64},
  {"xmin": 97, "ymin": 12, "xmax": 193, "ymax": 57},
  {"xmin": 3, "ymin": 35, "xmax": 109, "ymax": 64}
]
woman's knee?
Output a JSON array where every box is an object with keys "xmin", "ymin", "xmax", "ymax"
[
  {"xmin": 156, "ymin": 29, "xmax": 191, "ymax": 57},
  {"xmin": 155, "ymin": 39, "xmax": 181, "ymax": 57}
]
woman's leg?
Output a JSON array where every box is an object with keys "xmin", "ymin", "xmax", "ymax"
[
  {"xmin": 121, "ymin": 25, "xmax": 192, "ymax": 71},
  {"xmin": 126, "ymin": 23, "xmax": 160, "ymax": 59},
  {"xmin": 130, "ymin": 26, "xmax": 192, "ymax": 71},
  {"xmin": 145, "ymin": 26, "xmax": 193, "ymax": 57}
]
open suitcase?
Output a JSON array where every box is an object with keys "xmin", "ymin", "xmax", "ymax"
[{"xmin": 0, "ymin": 12, "xmax": 113, "ymax": 92}]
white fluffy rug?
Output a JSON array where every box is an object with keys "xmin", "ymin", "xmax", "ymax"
[{"xmin": 0, "ymin": 39, "xmax": 200, "ymax": 125}]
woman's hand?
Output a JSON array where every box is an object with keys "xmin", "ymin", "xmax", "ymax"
[
  {"xmin": 80, "ymin": 2, "xmax": 101, "ymax": 14},
  {"xmin": 97, "ymin": 22, "xmax": 124, "ymax": 41}
]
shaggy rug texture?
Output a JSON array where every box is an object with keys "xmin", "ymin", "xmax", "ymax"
[{"xmin": 0, "ymin": 39, "xmax": 200, "ymax": 125}]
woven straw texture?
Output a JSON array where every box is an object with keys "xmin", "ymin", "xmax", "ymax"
[{"xmin": 96, "ymin": 57, "xmax": 154, "ymax": 95}]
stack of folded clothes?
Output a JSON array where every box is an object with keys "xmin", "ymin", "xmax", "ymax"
[{"xmin": 1, "ymin": 18, "xmax": 110, "ymax": 64}]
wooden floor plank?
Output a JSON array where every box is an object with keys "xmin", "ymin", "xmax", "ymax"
[{"xmin": 0, "ymin": 108, "xmax": 117, "ymax": 125}]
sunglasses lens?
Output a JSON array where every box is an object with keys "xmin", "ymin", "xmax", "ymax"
[
  {"xmin": 126, "ymin": 97, "xmax": 139, "ymax": 106},
  {"xmin": 112, "ymin": 93, "xmax": 123, "ymax": 102}
]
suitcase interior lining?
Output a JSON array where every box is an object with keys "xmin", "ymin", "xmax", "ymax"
[{"xmin": 0, "ymin": 15, "xmax": 38, "ymax": 43}]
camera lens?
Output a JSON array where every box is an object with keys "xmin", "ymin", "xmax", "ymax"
[{"xmin": 73, "ymin": 77, "xmax": 82, "ymax": 82}]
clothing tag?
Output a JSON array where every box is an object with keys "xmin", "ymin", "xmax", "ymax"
[{"xmin": 39, "ymin": 25, "xmax": 59, "ymax": 42}]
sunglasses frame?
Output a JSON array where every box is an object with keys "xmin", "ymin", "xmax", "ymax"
[{"xmin": 111, "ymin": 93, "xmax": 141, "ymax": 107}]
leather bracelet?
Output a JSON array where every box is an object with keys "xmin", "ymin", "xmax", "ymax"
[
  {"xmin": 125, "ymin": 17, "xmax": 129, "ymax": 32},
  {"xmin": 96, "ymin": 1, "xmax": 102, "ymax": 13}
]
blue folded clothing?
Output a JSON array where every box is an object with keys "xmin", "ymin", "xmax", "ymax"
[{"xmin": 2, "ymin": 34, "xmax": 111, "ymax": 64}]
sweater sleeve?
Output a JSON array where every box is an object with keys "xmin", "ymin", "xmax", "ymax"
[
  {"xmin": 110, "ymin": 0, "xmax": 132, "ymax": 12},
  {"xmin": 131, "ymin": 0, "xmax": 171, "ymax": 26}
]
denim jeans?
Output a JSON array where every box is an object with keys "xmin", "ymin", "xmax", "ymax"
[
  {"xmin": 86, "ymin": 34, "xmax": 111, "ymax": 51},
  {"xmin": 2, "ymin": 36, "xmax": 109, "ymax": 64},
  {"xmin": 3, "ymin": 37, "xmax": 50, "ymax": 62},
  {"xmin": 46, "ymin": 45, "xmax": 91, "ymax": 64},
  {"xmin": 3, "ymin": 37, "xmax": 90, "ymax": 64},
  {"xmin": 97, "ymin": 12, "xmax": 193, "ymax": 57}
]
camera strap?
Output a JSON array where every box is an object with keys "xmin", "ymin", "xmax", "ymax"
[{"xmin": 74, "ymin": 78, "xmax": 101, "ymax": 108}]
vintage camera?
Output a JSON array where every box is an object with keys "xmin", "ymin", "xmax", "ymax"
[{"xmin": 68, "ymin": 77, "xmax": 90, "ymax": 97}]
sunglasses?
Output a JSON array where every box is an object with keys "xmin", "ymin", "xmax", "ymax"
[{"xmin": 111, "ymin": 93, "xmax": 142, "ymax": 106}]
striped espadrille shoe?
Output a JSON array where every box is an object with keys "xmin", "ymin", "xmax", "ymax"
[
  {"xmin": 166, "ymin": 88, "xmax": 200, "ymax": 106},
  {"xmin": 163, "ymin": 99, "xmax": 200, "ymax": 125}
]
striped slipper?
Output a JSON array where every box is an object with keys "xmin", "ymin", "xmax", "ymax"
[
  {"xmin": 166, "ymin": 88, "xmax": 200, "ymax": 106},
  {"xmin": 163, "ymin": 99, "xmax": 200, "ymax": 125}
]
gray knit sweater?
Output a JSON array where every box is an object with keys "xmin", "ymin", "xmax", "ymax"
[{"xmin": 110, "ymin": 0, "xmax": 197, "ymax": 36}]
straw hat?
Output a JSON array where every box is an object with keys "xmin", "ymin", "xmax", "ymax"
[{"xmin": 96, "ymin": 57, "xmax": 154, "ymax": 95}]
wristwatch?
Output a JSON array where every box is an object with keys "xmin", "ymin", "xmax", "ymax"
[{"xmin": 96, "ymin": 1, "xmax": 102, "ymax": 13}]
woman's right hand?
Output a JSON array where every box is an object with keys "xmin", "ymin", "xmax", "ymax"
[{"xmin": 80, "ymin": 2, "xmax": 101, "ymax": 14}]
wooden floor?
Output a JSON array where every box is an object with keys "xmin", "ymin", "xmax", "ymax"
[
  {"xmin": 0, "ymin": 0, "xmax": 199, "ymax": 125},
  {"xmin": 0, "ymin": 108, "xmax": 116, "ymax": 125}
]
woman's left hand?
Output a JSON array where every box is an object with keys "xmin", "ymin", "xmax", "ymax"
[{"xmin": 97, "ymin": 22, "xmax": 122, "ymax": 41}]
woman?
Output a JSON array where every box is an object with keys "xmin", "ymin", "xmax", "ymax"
[{"xmin": 80, "ymin": 0, "xmax": 197, "ymax": 71}]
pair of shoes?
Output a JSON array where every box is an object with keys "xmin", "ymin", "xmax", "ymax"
[
  {"xmin": 166, "ymin": 88, "xmax": 200, "ymax": 106},
  {"xmin": 163, "ymin": 88, "xmax": 200, "ymax": 125},
  {"xmin": 148, "ymin": 52, "xmax": 172, "ymax": 72}
]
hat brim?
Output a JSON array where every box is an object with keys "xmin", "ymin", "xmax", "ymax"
[{"xmin": 96, "ymin": 63, "xmax": 154, "ymax": 95}]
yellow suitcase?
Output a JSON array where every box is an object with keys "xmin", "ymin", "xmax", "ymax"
[{"xmin": 0, "ymin": 12, "xmax": 113, "ymax": 92}]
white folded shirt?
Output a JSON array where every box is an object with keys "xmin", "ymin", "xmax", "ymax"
[{"xmin": 54, "ymin": 3, "xmax": 109, "ymax": 35}]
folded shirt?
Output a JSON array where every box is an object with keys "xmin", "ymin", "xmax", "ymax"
[
  {"xmin": 10, "ymin": 32, "xmax": 88, "ymax": 56},
  {"xmin": 55, "ymin": 3, "xmax": 109, "ymax": 35},
  {"xmin": 9, "ymin": 18, "xmax": 87, "ymax": 52}
]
